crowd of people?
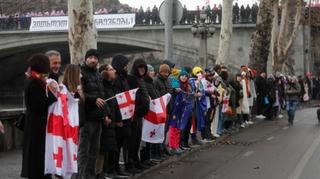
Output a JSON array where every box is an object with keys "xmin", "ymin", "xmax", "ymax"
[
  {"xmin": 0, "ymin": 3, "xmax": 260, "ymax": 31},
  {"xmin": 18, "ymin": 47, "xmax": 316, "ymax": 179}
]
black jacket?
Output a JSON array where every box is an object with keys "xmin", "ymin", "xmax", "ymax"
[
  {"xmin": 255, "ymin": 76, "xmax": 268, "ymax": 97},
  {"xmin": 154, "ymin": 74, "xmax": 172, "ymax": 96},
  {"xmin": 81, "ymin": 64, "xmax": 106, "ymax": 121},
  {"xmin": 129, "ymin": 59, "xmax": 150, "ymax": 118},
  {"xmin": 144, "ymin": 75, "xmax": 160, "ymax": 100},
  {"xmin": 100, "ymin": 79, "xmax": 120, "ymax": 153},
  {"xmin": 113, "ymin": 58, "xmax": 132, "ymax": 137},
  {"xmin": 230, "ymin": 80, "xmax": 243, "ymax": 108},
  {"xmin": 154, "ymin": 74, "xmax": 173, "ymax": 112},
  {"xmin": 21, "ymin": 78, "xmax": 57, "ymax": 178}
]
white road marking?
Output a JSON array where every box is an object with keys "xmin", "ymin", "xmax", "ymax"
[
  {"xmin": 288, "ymin": 132, "xmax": 320, "ymax": 179},
  {"xmin": 243, "ymin": 151, "xmax": 254, "ymax": 157},
  {"xmin": 267, "ymin": 136, "xmax": 274, "ymax": 141},
  {"xmin": 283, "ymin": 126, "xmax": 289, "ymax": 130}
]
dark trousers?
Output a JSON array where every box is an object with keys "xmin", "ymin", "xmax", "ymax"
[
  {"xmin": 256, "ymin": 95, "xmax": 266, "ymax": 115},
  {"xmin": 201, "ymin": 108, "xmax": 214, "ymax": 139},
  {"xmin": 140, "ymin": 142, "xmax": 151, "ymax": 162},
  {"xmin": 103, "ymin": 151, "xmax": 117, "ymax": 174},
  {"xmin": 181, "ymin": 117, "xmax": 192, "ymax": 146},
  {"xmin": 78, "ymin": 121, "xmax": 102, "ymax": 179},
  {"xmin": 115, "ymin": 136, "xmax": 129, "ymax": 170},
  {"xmin": 128, "ymin": 117, "xmax": 143, "ymax": 167}
]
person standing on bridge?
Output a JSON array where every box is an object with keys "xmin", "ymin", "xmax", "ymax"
[
  {"xmin": 21, "ymin": 53, "xmax": 57, "ymax": 179},
  {"xmin": 45, "ymin": 50, "xmax": 62, "ymax": 82}
]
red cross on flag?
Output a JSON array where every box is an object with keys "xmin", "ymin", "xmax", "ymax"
[
  {"xmin": 142, "ymin": 93, "xmax": 171, "ymax": 143},
  {"xmin": 45, "ymin": 80, "xmax": 79, "ymax": 179},
  {"xmin": 116, "ymin": 88, "xmax": 139, "ymax": 120}
]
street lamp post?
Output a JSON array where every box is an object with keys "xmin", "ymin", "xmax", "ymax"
[{"xmin": 191, "ymin": 11, "xmax": 215, "ymax": 68}]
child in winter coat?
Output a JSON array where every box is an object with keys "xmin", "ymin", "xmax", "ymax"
[{"xmin": 168, "ymin": 70, "xmax": 191, "ymax": 155}]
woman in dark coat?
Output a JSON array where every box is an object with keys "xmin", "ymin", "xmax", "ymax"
[
  {"xmin": 99, "ymin": 64, "xmax": 122, "ymax": 178},
  {"xmin": 21, "ymin": 54, "xmax": 57, "ymax": 179}
]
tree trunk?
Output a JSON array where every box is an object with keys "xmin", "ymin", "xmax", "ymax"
[
  {"xmin": 248, "ymin": 0, "xmax": 273, "ymax": 74},
  {"xmin": 271, "ymin": 0, "xmax": 279, "ymax": 68},
  {"xmin": 216, "ymin": 0, "xmax": 233, "ymax": 65},
  {"xmin": 273, "ymin": 0, "xmax": 302, "ymax": 74},
  {"xmin": 68, "ymin": 0, "xmax": 97, "ymax": 64}
]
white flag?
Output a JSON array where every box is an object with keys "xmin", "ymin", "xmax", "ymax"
[
  {"xmin": 45, "ymin": 81, "xmax": 79, "ymax": 179},
  {"xmin": 142, "ymin": 94, "xmax": 171, "ymax": 143},
  {"xmin": 116, "ymin": 88, "xmax": 138, "ymax": 120}
]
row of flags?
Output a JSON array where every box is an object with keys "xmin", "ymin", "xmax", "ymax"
[{"xmin": 44, "ymin": 82, "xmax": 171, "ymax": 178}]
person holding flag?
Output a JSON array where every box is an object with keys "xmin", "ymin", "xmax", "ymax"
[
  {"xmin": 188, "ymin": 67, "xmax": 207, "ymax": 146},
  {"xmin": 98, "ymin": 64, "xmax": 127, "ymax": 178},
  {"xmin": 127, "ymin": 58, "xmax": 151, "ymax": 172},
  {"xmin": 140, "ymin": 64, "xmax": 160, "ymax": 167},
  {"xmin": 168, "ymin": 69, "xmax": 192, "ymax": 154},
  {"xmin": 44, "ymin": 64, "xmax": 82, "ymax": 179},
  {"xmin": 21, "ymin": 53, "xmax": 57, "ymax": 179},
  {"xmin": 111, "ymin": 54, "xmax": 137, "ymax": 175}
]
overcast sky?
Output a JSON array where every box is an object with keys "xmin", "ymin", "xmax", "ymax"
[{"xmin": 119, "ymin": 0, "xmax": 259, "ymax": 10}]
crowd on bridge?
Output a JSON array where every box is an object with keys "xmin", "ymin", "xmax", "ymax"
[
  {"xmin": 9, "ymin": 47, "xmax": 320, "ymax": 179},
  {"xmin": 0, "ymin": 3, "xmax": 260, "ymax": 31}
]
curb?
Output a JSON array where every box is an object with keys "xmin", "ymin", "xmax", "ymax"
[{"xmin": 131, "ymin": 118, "xmax": 265, "ymax": 179}]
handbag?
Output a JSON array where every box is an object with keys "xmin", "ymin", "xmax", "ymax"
[
  {"xmin": 303, "ymin": 93, "xmax": 309, "ymax": 102},
  {"xmin": 14, "ymin": 113, "xmax": 25, "ymax": 131}
]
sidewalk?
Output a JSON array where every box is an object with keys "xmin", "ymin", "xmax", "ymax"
[{"xmin": 0, "ymin": 150, "xmax": 21, "ymax": 179}]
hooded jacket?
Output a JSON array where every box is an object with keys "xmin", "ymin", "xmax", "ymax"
[
  {"xmin": 128, "ymin": 59, "xmax": 150, "ymax": 118},
  {"xmin": 144, "ymin": 75, "xmax": 160, "ymax": 100},
  {"xmin": 112, "ymin": 55, "xmax": 132, "ymax": 137}
]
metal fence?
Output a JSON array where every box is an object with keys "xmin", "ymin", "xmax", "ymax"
[{"xmin": 0, "ymin": 10, "xmax": 258, "ymax": 31}]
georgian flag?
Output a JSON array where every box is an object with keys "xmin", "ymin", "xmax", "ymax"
[
  {"xmin": 116, "ymin": 88, "xmax": 138, "ymax": 120},
  {"xmin": 142, "ymin": 93, "xmax": 171, "ymax": 143},
  {"xmin": 45, "ymin": 80, "xmax": 79, "ymax": 179}
]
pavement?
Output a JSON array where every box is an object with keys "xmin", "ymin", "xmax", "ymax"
[
  {"xmin": 139, "ymin": 107, "xmax": 320, "ymax": 179},
  {"xmin": 1, "ymin": 106, "xmax": 320, "ymax": 179}
]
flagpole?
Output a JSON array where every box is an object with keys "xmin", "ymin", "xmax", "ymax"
[{"xmin": 104, "ymin": 96, "xmax": 116, "ymax": 102}]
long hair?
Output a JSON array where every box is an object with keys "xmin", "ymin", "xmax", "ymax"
[{"xmin": 62, "ymin": 64, "xmax": 81, "ymax": 93}]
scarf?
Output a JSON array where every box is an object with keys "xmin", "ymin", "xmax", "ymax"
[{"xmin": 30, "ymin": 70, "xmax": 46, "ymax": 88}]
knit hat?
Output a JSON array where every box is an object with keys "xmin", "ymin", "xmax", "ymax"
[
  {"xmin": 205, "ymin": 67, "xmax": 215, "ymax": 74},
  {"xmin": 85, "ymin": 49, "xmax": 100, "ymax": 60},
  {"xmin": 179, "ymin": 69, "xmax": 189, "ymax": 77},
  {"xmin": 159, "ymin": 64, "xmax": 170, "ymax": 73},
  {"xmin": 192, "ymin": 66, "xmax": 203, "ymax": 76},
  {"xmin": 147, "ymin": 64, "xmax": 154, "ymax": 72},
  {"xmin": 162, "ymin": 60, "xmax": 175, "ymax": 69},
  {"xmin": 111, "ymin": 54, "xmax": 129, "ymax": 74}
]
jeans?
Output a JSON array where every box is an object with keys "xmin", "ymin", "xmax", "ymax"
[
  {"xmin": 78, "ymin": 121, "xmax": 102, "ymax": 179},
  {"xmin": 217, "ymin": 106, "xmax": 224, "ymax": 134},
  {"xmin": 286, "ymin": 100, "xmax": 298, "ymax": 123}
]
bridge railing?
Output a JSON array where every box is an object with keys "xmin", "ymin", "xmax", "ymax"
[{"xmin": 0, "ymin": 10, "xmax": 258, "ymax": 31}]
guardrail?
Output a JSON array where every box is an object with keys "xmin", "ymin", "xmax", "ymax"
[{"xmin": 0, "ymin": 10, "xmax": 258, "ymax": 31}]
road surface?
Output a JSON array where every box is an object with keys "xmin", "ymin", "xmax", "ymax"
[
  {"xmin": 1, "ymin": 107, "xmax": 320, "ymax": 179},
  {"xmin": 140, "ymin": 107, "xmax": 320, "ymax": 179}
]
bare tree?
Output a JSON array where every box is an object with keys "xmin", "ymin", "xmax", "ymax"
[
  {"xmin": 216, "ymin": 0, "xmax": 233, "ymax": 65},
  {"xmin": 68, "ymin": 0, "xmax": 97, "ymax": 64},
  {"xmin": 272, "ymin": 0, "xmax": 303, "ymax": 74},
  {"xmin": 248, "ymin": 0, "xmax": 273, "ymax": 74}
]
